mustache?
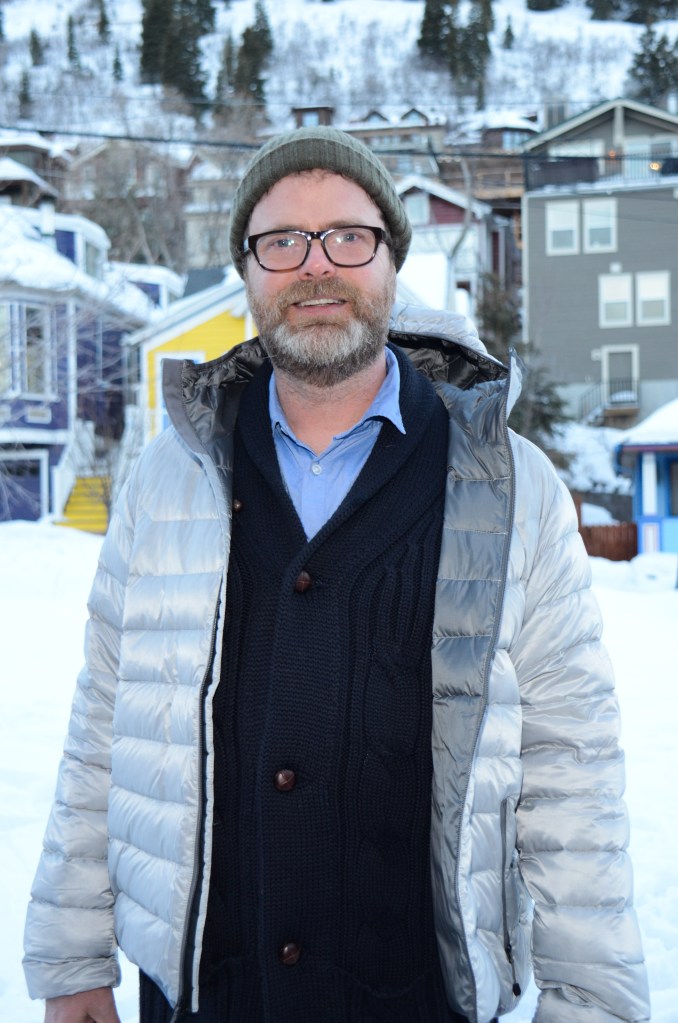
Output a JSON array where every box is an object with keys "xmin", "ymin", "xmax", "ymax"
[{"xmin": 273, "ymin": 279, "xmax": 362, "ymax": 310}]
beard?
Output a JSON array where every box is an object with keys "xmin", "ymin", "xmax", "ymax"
[{"xmin": 246, "ymin": 275, "xmax": 396, "ymax": 388}]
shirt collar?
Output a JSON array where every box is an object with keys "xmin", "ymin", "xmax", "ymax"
[{"xmin": 269, "ymin": 346, "xmax": 406, "ymax": 444}]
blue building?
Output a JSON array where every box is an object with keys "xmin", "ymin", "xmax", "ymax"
[
  {"xmin": 0, "ymin": 202, "xmax": 169, "ymax": 525},
  {"xmin": 615, "ymin": 398, "xmax": 678, "ymax": 553}
]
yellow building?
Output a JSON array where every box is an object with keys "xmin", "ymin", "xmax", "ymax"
[{"xmin": 128, "ymin": 269, "xmax": 253, "ymax": 444}]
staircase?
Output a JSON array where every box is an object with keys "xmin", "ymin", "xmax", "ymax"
[{"xmin": 57, "ymin": 475, "xmax": 111, "ymax": 534}]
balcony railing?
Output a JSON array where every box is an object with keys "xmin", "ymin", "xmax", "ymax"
[
  {"xmin": 579, "ymin": 378, "xmax": 639, "ymax": 423},
  {"xmin": 525, "ymin": 154, "xmax": 678, "ymax": 191}
]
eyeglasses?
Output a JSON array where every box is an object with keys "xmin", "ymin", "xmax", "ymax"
[{"xmin": 243, "ymin": 225, "xmax": 389, "ymax": 272}]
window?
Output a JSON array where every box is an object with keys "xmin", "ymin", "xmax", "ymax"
[
  {"xmin": 403, "ymin": 192, "xmax": 430, "ymax": 226},
  {"xmin": 583, "ymin": 198, "xmax": 617, "ymax": 253},
  {"xmin": 670, "ymin": 461, "xmax": 678, "ymax": 517},
  {"xmin": 636, "ymin": 271, "xmax": 670, "ymax": 326},
  {"xmin": 0, "ymin": 303, "xmax": 56, "ymax": 397},
  {"xmin": 546, "ymin": 201, "xmax": 579, "ymax": 255},
  {"xmin": 0, "ymin": 304, "xmax": 10, "ymax": 394},
  {"xmin": 599, "ymin": 274, "xmax": 633, "ymax": 327},
  {"xmin": 301, "ymin": 110, "xmax": 319, "ymax": 127},
  {"xmin": 85, "ymin": 241, "xmax": 104, "ymax": 280},
  {"xmin": 601, "ymin": 345, "xmax": 638, "ymax": 405},
  {"xmin": 24, "ymin": 306, "xmax": 53, "ymax": 395}
]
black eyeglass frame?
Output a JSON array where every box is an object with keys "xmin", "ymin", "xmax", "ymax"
[{"xmin": 242, "ymin": 225, "xmax": 390, "ymax": 272}]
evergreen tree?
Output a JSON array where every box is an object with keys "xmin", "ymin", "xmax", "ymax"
[
  {"xmin": 67, "ymin": 15, "xmax": 80, "ymax": 70},
  {"xmin": 459, "ymin": 0, "xmax": 493, "ymax": 107},
  {"xmin": 629, "ymin": 0, "xmax": 678, "ymax": 22},
  {"xmin": 162, "ymin": 4, "xmax": 206, "ymax": 106},
  {"xmin": 447, "ymin": 2, "xmax": 464, "ymax": 80},
  {"xmin": 585, "ymin": 0, "xmax": 624, "ymax": 18},
  {"xmin": 418, "ymin": 0, "xmax": 451, "ymax": 63},
  {"xmin": 476, "ymin": 273, "xmax": 570, "ymax": 463},
  {"xmin": 214, "ymin": 31, "xmax": 236, "ymax": 117},
  {"xmin": 252, "ymin": 0, "xmax": 273, "ymax": 61},
  {"xmin": 526, "ymin": 0, "xmax": 566, "ymax": 10},
  {"xmin": 234, "ymin": 26, "xmax": 267, "ymax": 103},
  {"xmin": 0, "ymin": 9, "xmax": 4, "ymax": 43},
  {"xmin": 18, "ymin": 69, "xmax": 32, "ymax": 120},
  {"xmin": 29, "ymin": 29, "xmax": 45, "ymax": 66},
  {"xmin": 233, "ymin": 2, "xmax": 273, "ymax": 105},
  {"xmin": 140, "ymin": 0, "xmax": 167, "ymax": 83},
  {"xmin": 98, "ymin": 0, "xmax": 111, "ymax": 43},
  {"xmin": 113, "ymin": 44, "xmax": 123, "ymax": 82},
  {"xmin": 628, "ymin": 24, "xmax": 678, "ymax": 104},
  {"xmin": 502, "ymin": 15, "xmax": 515, "ymax": 49},
  {"xmin": 194, "ymin": 0, "xmax": 216, "ymax": 34}
]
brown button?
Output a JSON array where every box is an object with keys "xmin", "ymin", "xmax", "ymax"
[
  {"xmin": 279, "ymin": 941, "xmax": 301, "ymax": 966},
  {"xmin": 274, "ymin": 769, "xmax": 296, "ymax": 792},
  {"xmin": 232, "ymin": 498, "xmax": 243, "ymax": 512},
  {"xmin": 293, "ymin": 570, "xmax": 312, "ymax": 593}
]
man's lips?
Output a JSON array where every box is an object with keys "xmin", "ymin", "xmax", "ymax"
[{"xmin": 294, "ymin": 297, "xmax": 346, "ymax": 308}]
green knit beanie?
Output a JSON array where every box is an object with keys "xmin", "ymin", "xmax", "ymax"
[{"xmin": 229, "ymin": 126, "xmax": 412, "ymax": 276}]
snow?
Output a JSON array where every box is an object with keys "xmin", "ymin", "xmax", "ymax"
[
  {"xmin": 581, "ymin": 500, "xmax": 616, "ymax": 525},
  {"xmin": 0, "ymin": 205, "xmax": 158, "ymax": 321},
  {"xmin": 618, "ymin": 397, "xmax": 678, "ymax": 448},
  {"xmin": 1, "ymin": 518, "xmax": 676, "ymax": 1022},
  {"xmin": 1, "ymin": 0, "xmax": 676, "ymax": 140},
  {"xmin": 556, "ymin": 420, "xmax": 632, "ymax": 494}
]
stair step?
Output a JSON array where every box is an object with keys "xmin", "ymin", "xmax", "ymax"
[{"xmin": 59, "ymin": 476, "xmax": 111, "ymax": 535}]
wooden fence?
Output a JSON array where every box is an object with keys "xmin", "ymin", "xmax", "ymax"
[
  {"xmin": 578, "ymin": 521, "xmax": 638, "ymax": 561},
  {"xmin": 572, "ymin": 495, "xmax": 638, "ymax": 561}
]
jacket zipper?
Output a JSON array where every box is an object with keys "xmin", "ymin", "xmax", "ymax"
[
  {"xmin": 169, "ymin": 601, "xmax": 221, "ymax": 1023},
  {"xmin": 453, "ymin": 356, "xmax": 517, "ymax": 1023},
  {"xmin": 168, "ymin": 366, "xmax": 236, "ymax": 1021}
]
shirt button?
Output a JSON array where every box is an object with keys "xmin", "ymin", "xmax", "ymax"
[
  {"xmin": 311, "ymin": 463, "xmax": 322, "ymax": 476},
  {"xmin": 293, "ymin": 570, "xmax": 312, "ymax": 593},
  {"xmin": 274, "ymin": 769, "xmax": 296, "ymax": 792},
  {"xmin": 279, "ymin": 941, "xmax": 302, "ymax": 966},
  {"xmin": 232, "ymin": 498, "xmax": 243, "ymax": 512}
]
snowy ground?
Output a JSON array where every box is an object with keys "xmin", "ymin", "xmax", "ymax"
[{"xmin": 1, "ymin": 521, "xmax": 676, "ymax": 1022}]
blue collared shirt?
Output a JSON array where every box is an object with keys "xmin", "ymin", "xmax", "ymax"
[{"xmin": 269, "ymin": 348, "xmax": 405, "ymax": 539}]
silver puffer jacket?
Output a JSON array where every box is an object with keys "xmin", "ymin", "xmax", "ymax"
[{"xmin": 24, "ymin": 306, "xmax": 650, "ymax": 1023}]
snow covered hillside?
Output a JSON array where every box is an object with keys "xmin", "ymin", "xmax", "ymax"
[{"xmin": 0, "ymin": 0, "xmax": 675, "ymax": 141}]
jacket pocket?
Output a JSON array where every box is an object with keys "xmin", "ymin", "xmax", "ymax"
[{"xmin": 499, "ymin": 795, "xmax": 529, "ymax": 1011}]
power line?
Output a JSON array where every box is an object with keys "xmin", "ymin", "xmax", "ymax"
[{"xmin": 0, "ymin": 122, "xmax": 260, "ymax": 150}]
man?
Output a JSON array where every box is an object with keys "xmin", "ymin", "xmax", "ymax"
[{"xmin": 24, "ymin": 127, "xmax": 650, "ymax": 1023}]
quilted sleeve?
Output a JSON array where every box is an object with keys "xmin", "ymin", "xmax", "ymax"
[
  {"xmin": 22, "ymin": 467, "xmax": 138, "ymax": 1000},
  {"xmin": 509, "ymin": 436, "xmax": 650, "ymax": 1023}
]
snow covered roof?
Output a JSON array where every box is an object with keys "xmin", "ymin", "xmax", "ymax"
[
  {"xmin": 617, "ymin": 398, "xmax": 678, "ymax": 449},
  {"xmin": 522, "ymin": 97, "xmax": 678, "ymax": 152},
  {"xmin": 341, "ymin": 106, "xmax": 447, "ymax": 131},
  {"xmin": 446, "ymin": 109, "xmax": 540, "ymax": 146},
  {"xmin": 396, "ymin": 174, "xmax": 491, "ymax": 218},
  {"xmin": 125, "ymin": 265, "xmax": 248, "ymax": 350},
  {"xmin": 0, "ymin": 156, "xmax": 57, "ymax": 196},
  {"xmin": 0, "ymin": 205, "xmax": 156, "ymax": 324}
]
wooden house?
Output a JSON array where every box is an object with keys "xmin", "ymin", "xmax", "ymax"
[
  {"xmin": 0, "ymin": 204, "xmax": 167, "ymax": 529},
  {"xmin": 125, "ymin": 269, "xmax": 251, "ymax": 446}
]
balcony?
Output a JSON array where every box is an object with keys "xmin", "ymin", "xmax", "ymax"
[
  {"xmin": 525, "ymin": 153, "xmax": 678, "ymax": 191},
  {"xmin": 579, "ymin": 378, "xmax": 640, "ymax": 426}
]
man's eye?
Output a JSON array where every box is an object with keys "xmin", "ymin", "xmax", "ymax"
[{"xmin": 261, "ymin": 234, "xmax": 299, "ymax": 253}]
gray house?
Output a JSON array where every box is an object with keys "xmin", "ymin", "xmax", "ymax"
[{"xmin": 522, "ymin": 98, "xmax": 678, "ymax": 426}]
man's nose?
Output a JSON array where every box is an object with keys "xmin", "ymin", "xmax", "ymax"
[{"xmin": 298, "ymin": 237, "xmax": 336, "ymax": 278}]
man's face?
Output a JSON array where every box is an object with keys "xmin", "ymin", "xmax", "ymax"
[{"xmin": 243, "ymin": 171, "xmax": 397, "ymax": 387}]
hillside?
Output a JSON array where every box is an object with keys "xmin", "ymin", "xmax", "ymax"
[{"xmin": 1, "ymin": 0, "xmax": 677, "ymax": 145}]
